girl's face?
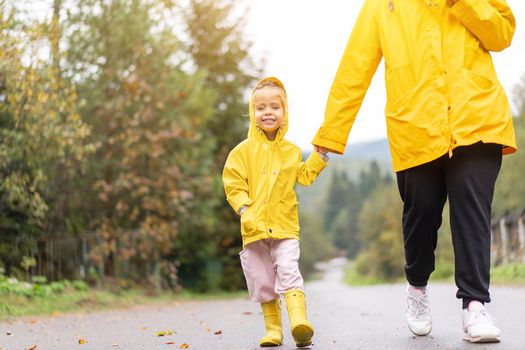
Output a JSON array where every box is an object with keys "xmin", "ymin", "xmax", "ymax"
[{"xmin": 253, "ymin": 86, "xmax": 284, "ymax": 141}]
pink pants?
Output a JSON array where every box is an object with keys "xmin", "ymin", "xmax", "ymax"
[{"xmin": 239, "ymin": 238, "xmax": 304, "ymax": 303}]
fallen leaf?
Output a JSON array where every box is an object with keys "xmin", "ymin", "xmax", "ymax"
[
  {"xmin": 26, "ymin": 346, "xmax": 37, "ymax": 350},
  {"xmin": 6, "ymin": 332, "xmax": 12, "ymax": 336},
  {"xmin": 214, "ymin": 330, "xmax": 222, "ymax": 335},
  {"xmin": 79, "ymin": 338, "xmax": 87, "ymax": 344},
  {"xmin": 155, "ymin": 330, "xmax": 174, "ymax": 337},
  {"xmin": 179, "ymin": 344, "xmax": 189, "ymax": 349},
  {"xmin": 165, "ymin": 341, "xmax": 176, "ymax": 345},
  {"xmin": 206, "ymin": 327, "xmax": 211, "ymax": 332}
]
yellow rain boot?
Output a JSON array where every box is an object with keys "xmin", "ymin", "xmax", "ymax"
[
  {"xmin": 259, "ymin": 299, "xmax": 283, "ymax": 347},
  {"xmin": 284, "ymin": 289, "xmax": 314, "ymax": 347}
]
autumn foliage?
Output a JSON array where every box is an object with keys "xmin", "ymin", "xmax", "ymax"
[{"xmin": 0, "ymin": 0, "xmax": 258, "ymax": 291}]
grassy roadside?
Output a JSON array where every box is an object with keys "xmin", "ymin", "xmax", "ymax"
[
  {"xmin": 0, "ymin": 288, "xmax": 246, "ymax": 320},
  {"xmin": 490, "ymin": 263, "xmax": 525, "ymax": 285},
  {"xmin": 344, "ymin": 261, "xmax": 525, "ymax": 286}
]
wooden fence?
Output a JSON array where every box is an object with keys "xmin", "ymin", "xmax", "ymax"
[
  {"xmin": 491, "ymin": 208, "xmax": 525, "ymax": 266},
  {"xmin": 31, "ymin": 232, "xmax": 102, "ymax": 281},
  {"xmin": 17, "ymin": 208, "xmax": 525, "ymax": 281}
]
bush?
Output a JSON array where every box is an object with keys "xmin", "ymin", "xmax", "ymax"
[{"xmin": 0, "ymin": 271, "xmax": 89, "ymax": 297}]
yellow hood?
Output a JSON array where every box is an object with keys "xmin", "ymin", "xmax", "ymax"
[{"xmin": 248, "ymin": 76, "xmax": 289, "ymax": 142}]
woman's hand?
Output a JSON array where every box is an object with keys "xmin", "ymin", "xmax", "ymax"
[{"xmin": 314, "ymin": 145, "xmax": 332, "ymax": 154}]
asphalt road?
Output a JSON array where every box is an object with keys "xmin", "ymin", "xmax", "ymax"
[{"xmin": 1, "ymin": 259, "xmax": 525, "ymax": 350}]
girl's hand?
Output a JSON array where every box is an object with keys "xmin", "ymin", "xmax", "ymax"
[
  {"xmin": 239, "ymin": 206, "xmax": 248, "ymax": 215},
  {"xmin": 317, "ymin": 150, "xmax": 329, "ymax": 162}
]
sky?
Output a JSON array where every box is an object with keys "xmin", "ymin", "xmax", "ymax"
[{"xmin": 243, "ymin": 0, "xmax": 525, "ymax": 150}]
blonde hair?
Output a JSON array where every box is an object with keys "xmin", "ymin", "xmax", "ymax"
[
  {"xmin": 253, "ymin": 80, "xmax": 286, "ymax": 96},
  {"xmin": 252, "ymin": 80, "xmax": 287, "ymax": 109}
]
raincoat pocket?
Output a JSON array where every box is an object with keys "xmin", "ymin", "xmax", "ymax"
[
  {"xmin": 240, "ymin": 206, "xmax": 257, "ymax": 237},
  {"xmin": 459, "ymin": 68, "xmax": 496, "ymax": 92},
  {"xmin": 385, "ymin": 78, "xmax": 431, "ymax": 120},
  {"xmin": 385, "ymin": 90, "xmax": 414, "ymax": 119},
  {"xmin": 278, "ymin": 199, "xmax": 300, "ymax": 232}
]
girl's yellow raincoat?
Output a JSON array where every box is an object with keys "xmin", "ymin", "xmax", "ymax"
[
  {"xmin": 223, "ymin": 77, "xmax": 327, "ymax": 247},
  {"xmin": 313, "ymin": 0, "xmax": 517, "ymax": 172}
]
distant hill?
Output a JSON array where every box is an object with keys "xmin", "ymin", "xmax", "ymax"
[
  {"xmin": 343, "ymin": 138, "xmax": 391, "ymax": 162},
  {"xmin": 297, "ymin": 138, "xmax": 393, "ymax": 212}
]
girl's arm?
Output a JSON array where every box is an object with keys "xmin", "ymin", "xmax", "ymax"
[
  {"xmin": 446, "ymin": 0, "xmax": 515, "ymax": 52},
  {"xmin": 222, "ymin": 149, "xmax": 253, "ymax": 214},
  {"xmin": 296, "ymin": 150, "xmax": 328, "ymax": 186}
]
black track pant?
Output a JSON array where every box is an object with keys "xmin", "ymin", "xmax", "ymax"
[{"xmin": 396, "ymin": 142, "xmax": 502, "ymax": 308}]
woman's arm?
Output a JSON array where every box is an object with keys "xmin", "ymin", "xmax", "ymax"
[{"xmin": 447, "ymin": 0, "xmax": 515, "ymax": 52}]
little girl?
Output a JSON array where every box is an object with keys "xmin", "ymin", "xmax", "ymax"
[{"xmin": 222, "ymin": 77, "xmax": 328, "ymax": 347}]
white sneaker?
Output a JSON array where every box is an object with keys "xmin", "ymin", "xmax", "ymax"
[
  {"xmin": 406, "ymin": 285, "xmax": 432, "ymax": 336},
  {"xmin": 462, "ymin": 301, "xmax": 501, "ymax": 343}
]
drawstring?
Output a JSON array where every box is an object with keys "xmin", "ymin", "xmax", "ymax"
[{"xmin": 278, "ymin": 122, "xmax": 285, "ymax": 136}]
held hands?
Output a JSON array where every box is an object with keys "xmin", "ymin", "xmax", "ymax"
[
  {"xmin": 314, "ymin": 145, "xmax": 331, "ymax": 154},
  {"xmin": 314, "ymin": 145, "xmax": 331, "ymax": 162}
]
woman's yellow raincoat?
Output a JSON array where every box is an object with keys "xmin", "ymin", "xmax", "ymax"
[
  {"xmin": 223, "ymin": 77, "xmax": 327, "ymax": 247},
  {"xmin": 313, "ymin": 0, "xmax": 517, "ymax": 172}
]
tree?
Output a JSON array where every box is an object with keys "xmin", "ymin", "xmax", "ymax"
[
  {"xmin": 299, "ymin": 211, "xmax": 335, "ymax": 277},
  {"xmin": 326, "ymin": 171, "xmax": 362, "ymax": 256},
  {"xmin": 0, "ymin": 1, "xmax": 92, "ymax": 275},
  {"xmin": 64, "ymin": 0, "xmax": 216, "ymax": 288},
  {"xmin": 177, "ymin": 0, "xmax": 262, "ymax": 290},
  {"xmin": 324, "ymin": 170, "xmax": 348, "ymax": 232},
  {"xmin": 184, "ymin": 0, "xmax": 260, "ymax": 160},
  {"xmin": 358, "ymin": 160, "xmax": 383, "ymax": 199},
  {"xmin": 354, "ymin": 184, "xmax": 404, "ymax": 280},
  {"xmin": 493, "ymin": 75, "xmax": 525, "ymax": 216}
]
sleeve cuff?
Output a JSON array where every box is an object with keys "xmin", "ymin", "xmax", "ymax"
[
  {"xmin": 306, "ymin": 151, "xmax": 328, "ymax": 173},
  {"xmin": 312, "ymin": 136, "xmax": 345, "ymax": 155},
  {"xmin": 231, "ymin": 197, "xmax": 253, "ymax": 215}
]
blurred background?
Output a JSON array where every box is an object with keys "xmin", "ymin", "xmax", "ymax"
[{"xmin": 0, "ymin": 0, "xmax": 524, "ymax": 313}]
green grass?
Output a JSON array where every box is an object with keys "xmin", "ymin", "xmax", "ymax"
[
  {"xmin": 0, "ymin": 288, "xmax": 247, "ymax": 320},
  {"xmin": 343, "ymin": 263, "xmax": 391, "ymax": 286},
  {"xmin": 343, "ymin": 260, "xmax": 525, "ymax": 286},
  {"xmin": 490, "ymin": 263, "xmax": 525, "ymax": 285}
]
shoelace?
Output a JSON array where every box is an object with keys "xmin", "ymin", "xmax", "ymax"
[
  {"xmin": 407, "ymin": 293, "xmax": 430, "ymax": 317},
  {"xmin": 467, "ymin": 309, "xmax": 497, "ymax": 327}
]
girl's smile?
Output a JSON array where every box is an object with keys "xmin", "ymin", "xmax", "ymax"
[{"xmin": 253, "ymin": 86, "xmax": 284, "ymax": 140}]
